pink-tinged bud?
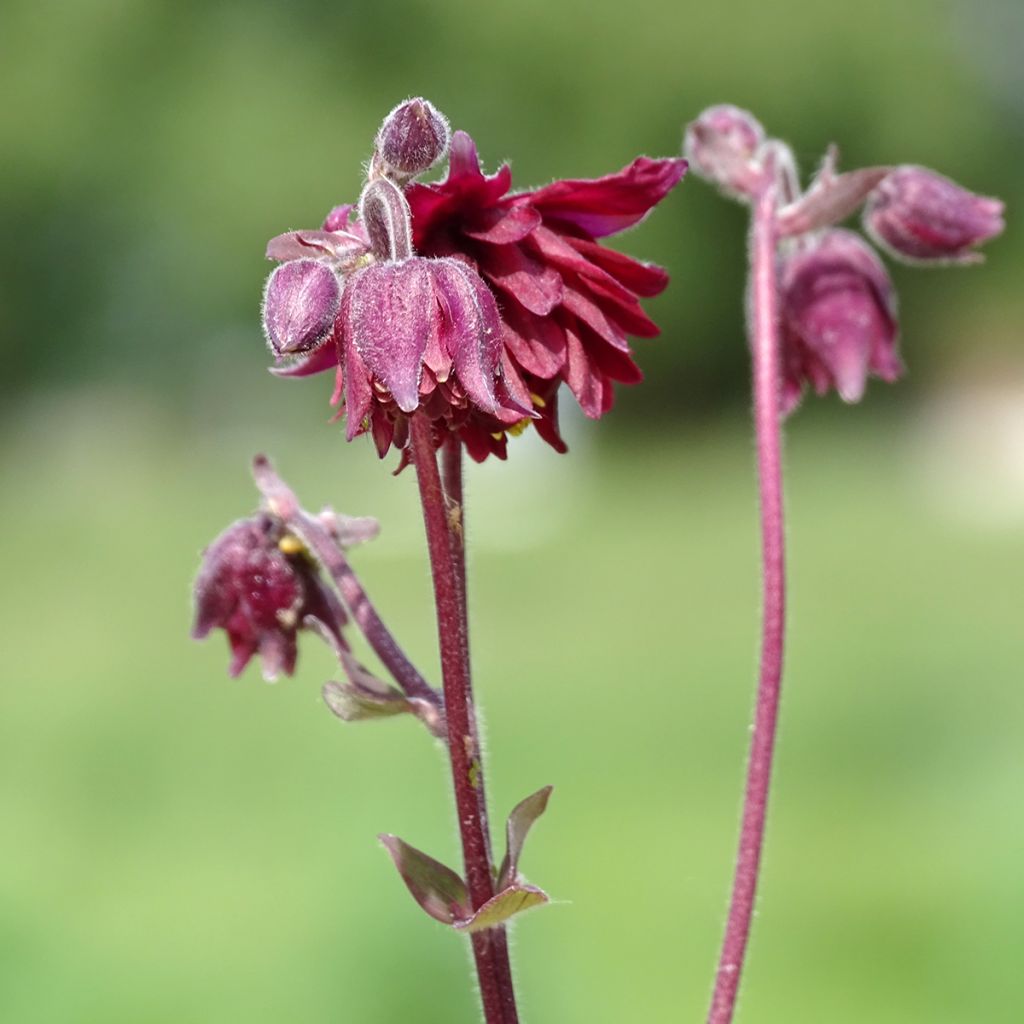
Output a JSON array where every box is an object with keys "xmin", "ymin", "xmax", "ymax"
[
  {"xmin": 780, "ymin": 229, "xmax": 902, "ymax": 413},
  {"xmin": 864, "ymin": 166, "xmax": 1005, "ymax": 264},
  {"xmin": 374, "ymin": 97, "xmax": 451, "ymax": 183},
  {"xmin": 262, "ymin": 259, "xmax": 341, "ymax": 356},
  {"xmin": 683, "ymin": 104, "xmax": 766, "ymax": 200},
  {"xmin": 192, "ymin": 515, "xmax": 347, "ymax": 681}
]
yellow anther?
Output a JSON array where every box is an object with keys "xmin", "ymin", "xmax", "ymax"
[
  {"xmin": 530, "ymin": 392, "xmax": 547, "ymax": 408},
  {"xmin": 278, "ymin": 534, "xmax": 305, "ymax": 556}
]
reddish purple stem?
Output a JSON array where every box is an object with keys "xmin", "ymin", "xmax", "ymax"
[
  {"xmin": 409, "ymin": 418, "xmax": 519, "ymax": 1024},
  {"xmin": 707, "ymin": 184, "xmax": 787, "ymax": 1024},
  {"xmin": 253, "ymin": 455, "xmax": 440, "ymax": 709}
]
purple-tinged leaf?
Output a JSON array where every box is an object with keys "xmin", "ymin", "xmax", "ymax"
[
  {"xmin": 379, "ymin": 835, "xmax": 469, "ymax": 925},
  {"xmin": 497, "ymin": 785, "xmax": 553, "ymax": 890},
  {"xmin": 454, "ymin": 883, "xmax": 549, "ymax": 933}
]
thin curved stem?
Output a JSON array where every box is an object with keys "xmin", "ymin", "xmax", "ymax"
[
  {"xmin": 409, "ymin": 418, "xmax": 519, "ymax": 1024},
  {"xmin": 252, "ymin": 454, "xmax": 439, "ymax": 708},
  {"xmin": 707, "ymin": 184, "xmax": 787, "ymax": 1024}
]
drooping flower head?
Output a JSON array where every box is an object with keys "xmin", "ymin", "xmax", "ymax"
[
  {"xmin": 263, "ymin": 98, "xmax": 687, "ymax": 460},
  {"xmin": 780, "ymin": 230, "xmax": 901, "ymax": 414},
  {"xmin": 192, "ymin": 514, "xmax": 347, "ymax": 680},
  {"xmin": 685, "ymin": 104, "xmax": 1005, "ymax": 414}
]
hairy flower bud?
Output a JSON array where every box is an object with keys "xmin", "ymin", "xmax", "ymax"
[
  {"xmin": 863, "ymin": 166, "xmax": 1005, "ymax": 264},
  {"xmin": 359, "ymin": 177, "xmax": 414, "ymax": 261},
  {"xmin": 192, "ymin": 515, "xmax": 348, "ymax": 680},
  {"xmin": 374, "ymin": 97, "xmax": 451, "ymax": 184},
  {"xmin": 780, "ymin": 229, "xmax": 902, "ymax": 413},
  {"xmin": 683, "ymin": 104, "xmax": 765, "ymax": 200},
  {"xmin": 262, "ymin": 259, "xmax": 341, "ymax": 356}
]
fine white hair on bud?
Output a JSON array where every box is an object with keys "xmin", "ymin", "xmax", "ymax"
[{"xmin": 374, "ymin": 97, "xmax": 451, "ymax": 184}]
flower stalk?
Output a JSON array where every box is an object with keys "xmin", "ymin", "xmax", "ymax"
[
  {"xmin": 409, "ymin": 416, "xmax": 519, "ymax": 1024},
  {"xmin": 251, "ymin": 455, "xmax": 442, "ymax": 713},
  {"xmin": 707, "ymin": 182, "xmax": 787, "ymax": 1024}
]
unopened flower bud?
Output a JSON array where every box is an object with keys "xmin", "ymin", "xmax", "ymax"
[
  {"xmin": 864, "ymin": 166, "xmax": 1004, "ymax": 264},
  {"xmin": 262, "ymin": 259, "xmax": 341, "ymax": 356},
  {"xmin": 359, "ymin": 177, "xmax": 414, "ymax": 261},
  {"xmin": 683, "ymin": 104, "xmax": 766, "ymax": 200},
  {"xmin": 374, "ymin": 97, "xmax": 451, "ymax": 184},
  {"xmin": 192, "ymin": 515, "xmax": 347, "ymax": 680},
  {"xmin": 780, "ymin": 229, "xmax": 902, "ymax": 413}
]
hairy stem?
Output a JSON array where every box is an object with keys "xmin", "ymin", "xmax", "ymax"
[
  {"xmin": 707, "ymin": 184, "xmax": 787, "ymax": 1024},
  {"xmin": 409, "ymin": 418, "xmax": 519, "ymax": 1024}
]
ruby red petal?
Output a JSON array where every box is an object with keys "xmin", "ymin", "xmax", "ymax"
[
  {"xmin": 463, "ymin": 204, "xmax": 542, "ymax": 244},
  {"xmin": 561, "ymin": 286, "xmax": 630, "ymax": 352},
  {"xmin": 566, "ymin": 237, "xmax": 669, "ymax": 297},
  {"xmin": 483, "ymin": 244, "xmax": 563, "ymax": 316},
  {"xmin": 527, "ymin": 157, "xmax": 687, "ymax": 238},
  {"xmin": 564, "ymin": 320, "xmax": 603, "ymax": 418}
]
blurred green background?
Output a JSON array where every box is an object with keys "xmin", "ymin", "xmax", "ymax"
[{"xmin": 2, "ymin": 0, "xmax": 1022, "ymax": 1021}]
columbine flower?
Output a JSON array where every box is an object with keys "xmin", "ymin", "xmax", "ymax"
[
  {"xmin": 192, "ymin": 515, "xmax": 347, "ymax": 680},
  {"xmin": 264, "ymin": 100, "xmax": 686, "ymax": 461},
  {"xmin": 779, "ymin": 229, "xmax": 902, "ymax": 413},
  {"xmin": 864, "ymin": 166, "xmax": 1005, "ymax": 265}
]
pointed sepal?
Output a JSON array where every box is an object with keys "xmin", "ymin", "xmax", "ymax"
[{"xmin": 777, "ymin": 147, "xmax": 891, "ymax": 237}]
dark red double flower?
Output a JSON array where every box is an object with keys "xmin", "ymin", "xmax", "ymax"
[{"xmin": 267, "ymin": 117, "xmax": 685, "ymax": 461}]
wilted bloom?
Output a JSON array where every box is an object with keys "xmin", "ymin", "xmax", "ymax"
[
  {"xmin": 373, "ymin": 97, "xmax": 451, "ymax": 184},
  {"xmin": 779, "ymin": 229, "xmax": 902, "ymax": 413},
  {"xmin": 683, "ymin": 105, "xmax": 765, "ymax": 200},
  {"xmin": 192, "ymin": 515, "xmax": 347, "ymax": 680},
  {"xmin": 864, "ymin": 166, "xmax": 1005, "ymax": 264}
]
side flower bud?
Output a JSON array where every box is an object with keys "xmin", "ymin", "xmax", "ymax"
[
  {"xmin": 779, "ymin": 229, "xmax": 902, "ymax": 413},
  {"xmin": 192, "ymin": 515, "xmax": 347, "ymax": 680},
  {"xmin": 683, "ymin": 104, "xmax": 766, "ymax": 200},
  {"xmin": 262, "ymin": 259, "xmax": 341, "ymax": 356},
  {"xmin": 373, "ymin": 97, "xmax": 451, "ymax": 185},
  {"xmin": 863, "ymin": 166, "xmax": 1005, "ymax": 264}
]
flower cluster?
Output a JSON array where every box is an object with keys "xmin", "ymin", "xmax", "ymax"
[
  {"xmin": 263, "ymin": 98, "xmax": 686, "ymax": 460},
  {"xmin": 685, "ymin": 105, "xmax": 1005, "ymax": 413}
]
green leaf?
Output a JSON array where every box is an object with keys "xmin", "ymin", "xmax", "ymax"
[
  {"xmin": 497, "ymin": 785, "xmax": 553, "ymax": 889},
  {"xmin": 378, "ymin": 834, "xmax": 469, "ymax": 925},
  {"xmin": 454, "ymin": 883, "xmax": 549, "ymax": 933}
]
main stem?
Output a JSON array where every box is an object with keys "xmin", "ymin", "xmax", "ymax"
[
  {"xmin": 410, "ymin": 417, "xmax": 519, "ymax": 1024},
  {"xmin": 707, "ymin": 184, "xmax": 787, "ymax": 1024}
]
